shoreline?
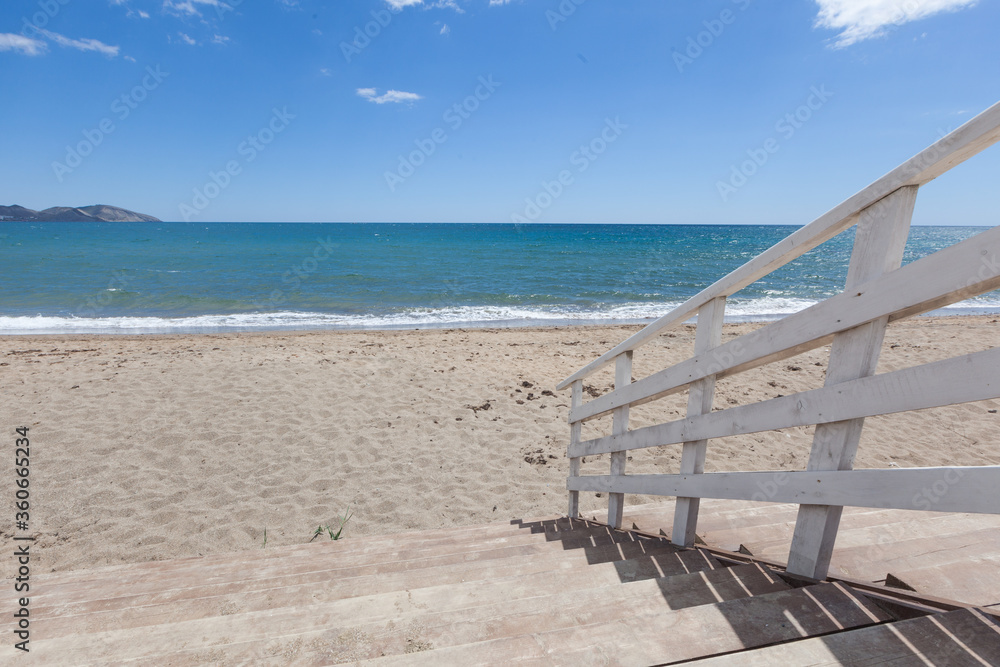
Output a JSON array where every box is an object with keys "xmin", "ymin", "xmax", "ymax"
[
  {"xmin": 2, "ymin": 315, "xmax": 997, "ymax": 576},
  {"xmin": 2, "ymin": 305, "xmax": 999, "ymax": 337}
]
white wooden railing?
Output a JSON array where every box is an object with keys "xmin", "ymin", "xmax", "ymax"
[{"xmin": 558, "ymin": 101, "xmax": 1000, "ymax": 580}]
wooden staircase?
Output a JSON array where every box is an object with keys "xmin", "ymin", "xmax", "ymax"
[{"xmin": 13, "ymin": 514, "xmax": 1000, "ymax": 665}]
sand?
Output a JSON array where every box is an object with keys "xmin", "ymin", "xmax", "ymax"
[{"xmin": 1, "ymin": 315, "xmax": 998, "ymax": 576}]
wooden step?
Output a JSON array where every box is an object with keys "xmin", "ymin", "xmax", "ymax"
[
  {"xmin": 36, "ymin": 519, "xmax": 645, "ymax": 596},
  {"xmin": 700, "ymin": 508, "xmax": 916, "ymax": 554},
  {"xmin": 744, "ymin": 513, "xmax": 1000, "ymax": 557},
  {"xmin": 26, "ymin": 546, "xmax": 726, "ymax": 645},
  {"xmin": 618, "ymin": 503, "xmax": 866, "ymax": 552},
  {"xmin": 364, "ymin": 582, "xmax": 890, "ymax": 665},
  {"xmin": 29, "ymin": 515, "xmax": 579, "ymax": 586},
  {"xmin": 34, "ymin": 563, "xmax": 787, "ymax": 665},
  {"xmin": 22, "ymin": 536, "xmax": 698, "ymax": 625},
  {"xmin": 19, "ymin": 537, "xmax": 719, "ymax": 638},
  {"xmin": 272, "ymin": 563, "xmax": 789, "ymax": 665},
  {"xmin": 23, "ymin": 521, "xmax": 660, "ymax": 608},
  {"xmin": 621, "ymin": 502, "xmax": 974, "ymax": 555},
  {"xmin": 880, "ymin": 555, "xmax": 1000, "ymax": 607},
  {"xmin": 622, "ymin": 501, "xmax": 1000, "ymax": 557},
  {"xmin": 752, "ymin": 527, "xmax": 1000, "ymax": 584},
  {"xmin": 684, "ymin": 607, "xmax": 1000, "ymax": 665}
]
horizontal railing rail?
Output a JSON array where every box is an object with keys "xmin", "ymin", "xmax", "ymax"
[
  {"xmin": 567, "ymin": 467, "xmax": 1000, "ymax": 515},
  {"xmin": 561, "ymin": 100, "xmax": 1000, "ymax": 581}
]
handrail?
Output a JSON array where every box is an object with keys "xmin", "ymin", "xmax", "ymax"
[
  {"xmin": 560, "ymin": 99, "xmax": 1000, "ymax": 582},
  {"xmin": 569, "ymin": 467, "xmax": 1000, "ymax": 515},
  {"xmin": 556, "ymin": 99, "xmax": 1000, "ymax": 390}
]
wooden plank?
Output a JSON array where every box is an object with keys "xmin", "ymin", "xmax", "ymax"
[
  {"xmin": 88, "ymin": 564, "xmax": 787, "ymax": 665},
  {"xmin": 884, "ymin": 557, "xmax": 1000, "ymax": 607},
  {"xmin": 567, "ymin": 379, "xmax": 583, "ymax": 518},
  {"xmin": 749, "ymin": 521, "xmax": 1000, "ymax": 573},
  {"xmin": 17, "ymin": 539, "xmax": 706, "ymax": 640},
  {"xmin": 788, "ymin": 185, "xmax": 916, "ymax": 580},
  {"xmin": 570, "ymin": 222, "xmax": 1000, "ymax": 424},
  {"xmin": 42, "ymin": 515, "xmax": 585, "ymax": 590},
  {"xmin": 607, "ymin": 352, "xmax": 632, "ymax": 529},
  {"xmin": 570, "ymin": 346, "xmax": 1000, "ymax": 458},
  {"xmin": 684, "ymin": 608, "xmax": 1000, "ymax": 666},
  {"xmin": 740, "ymin": 509, "xmax": 996, "ymax": 556},
  {"xmin": 24, "ymin": 516, "xmax": 590, "ymax": 594},
  {"xmin": 682, "ymin": 507, "xmax": 926, "ymax": 557},
  {"xmin": 24, "ymin": 526, "xmax": 684, "ymax": 609},
  {"xmin": 19, "ymin": 542, "xmax": 723, "ymax": 645},
  {"xmin": 556, "ymin": 100, "xmax": 1000, "ymax": 390},
  {"xmin": 367, "ymin": 582, "xmax": 890, "ymax": 665},
  {"xmin": 567, "ymin": 466, "xmax": 1000, "ymax": 515},
  {"xmin": 673, "ymin": 296, "xmax": 726, "ymax": 547}
]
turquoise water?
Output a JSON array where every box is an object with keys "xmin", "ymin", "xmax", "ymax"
[{"xmin": 0, "ymin": 222, "xmax": 995, "ymax": 334}]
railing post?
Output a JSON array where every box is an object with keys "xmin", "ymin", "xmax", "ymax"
[
  {"xmin": 672, "ymin": 296, "xmax": 726, "ymax": 547},
  {"xmin": 568, "ymin": 379, "xmax": 583, "ymax": 518},
  {"xmin": 607, "ymin": 351, "xmax": 633, "ymax": 529},
  {"xmin": 786, "ymin": 185, "xmax": 918, "ymax": 579}
]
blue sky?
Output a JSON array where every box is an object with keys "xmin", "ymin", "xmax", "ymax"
[{"xmin": 1, "ymin": 0, "xmax": 998, "ymax": 224}]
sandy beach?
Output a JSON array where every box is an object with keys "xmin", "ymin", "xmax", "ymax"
[{"xmin": 2, "ymin": 315, "xmax": 998, "ymax": 577}]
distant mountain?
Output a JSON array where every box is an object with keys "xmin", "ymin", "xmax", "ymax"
[
  {"xmin": 77, "ymin": 205, "xmax": 160, "ymax": 222},
  {"xmin": 0, "ymin": 205, "xmax": 38, "ymax": 220},
  {"xmin": 0, "ymin": 204, "xmax": 161, "ymax": 223}
]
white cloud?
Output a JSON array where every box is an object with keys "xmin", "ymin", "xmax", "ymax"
[
  {"xmin": 320, "ymin": 67, "xmax": 332, "ymax": 76},
  {"xmin": 164, "ymin": 0, "xmax": 199, "ymax": 15},
  {"xmin": 814, "ymin": 0, "xmax": 978, "ymax": 48},
  {"xmin": 386, "ymin": 0, "xmax": 464, "ymax": 11},
  {"xmin": 113, "ymin": 0, "xmax": 153, "ymax": 19},
  {"xmin": 357, "ymin": 87, "xmax": 423, "ymax": 104},
  {"xmin": 211, "ymin": 34, "xmax": 230, "ymax": 44},
  {"xmin": 124, "ymin": 55, "xmax": 137, "ymax": 62},
  {"xmin": 1, "ymin": 30, "xmax": 121, "ymax": 58},
  {"xmin": 163, "ymin": 0, "xmax": 229, "ymax": 17},
  {"xmin": 38, "ymin": 29, "xmax": 120, "ymax": 57},
  {"xmin": 177, "ymin": 32, "xmax": 197, "ymax": 45},
  {"xmin": 0, "ymin": 33, "xmax": 47, "ymax": 56},
  {"xmin": 440, "ymin": 23, "xmax": 451, "ymax": 34}
]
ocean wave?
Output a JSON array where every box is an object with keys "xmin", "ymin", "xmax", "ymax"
[
  {"xmin": 0, "ymin": 307, "xmax": 657, "ymax": 334},
  {"xmin": 2, "ymin": 295, "xmax": 999, "ymax": 334}
]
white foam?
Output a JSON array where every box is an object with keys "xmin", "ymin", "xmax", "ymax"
[{"xmin": 1, "ymin": 296, "xmax": 997, "ymax": 334}]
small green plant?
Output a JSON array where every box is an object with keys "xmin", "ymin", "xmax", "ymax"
[
  {"xmin": 311, "ymin": 507, "xmax": 353, "ymax": 542},
  {"xmin": 262, "ymin": 527, "xmax": 268, "ymax": 549}
]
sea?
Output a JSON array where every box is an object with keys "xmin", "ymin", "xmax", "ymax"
[{"xmin": 0, "ymin": 222, "xmax": 997, "ymax": 335}]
